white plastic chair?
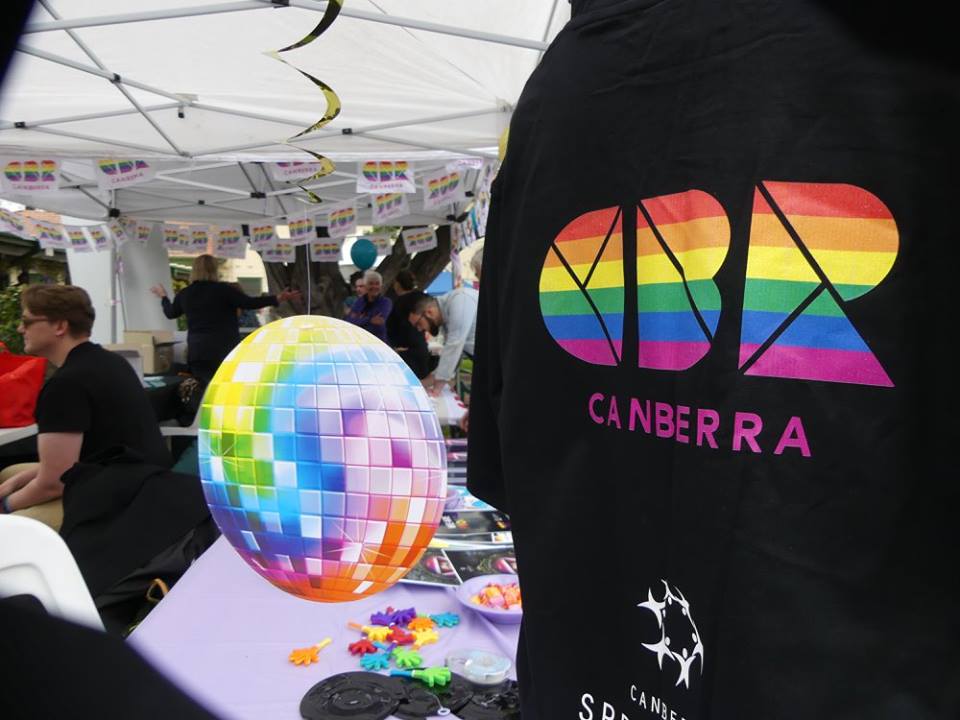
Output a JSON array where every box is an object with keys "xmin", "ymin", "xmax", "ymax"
[{"xmin": 0, "ymin": 514, "xmax": 104, "ymax": 630}]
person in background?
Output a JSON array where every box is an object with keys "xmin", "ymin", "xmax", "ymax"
[
  {"xmin": 0, "ymin": 285, "xmax": 170, "ymax": 528},
  {"xmin": 412, "ymin": 250, "xmax": 481, "ymax": 396},
  {"xmin": 345, "ymin": 269, "xmax": 391, "ymax": 342},
  {"xmin": 343, "ymin": 270, "xmax": 365, "ymax": 318},
  {"xmin": 469, "ymin": 247, "xmax": 483, "ymax": 285},
  {"xmin": 231, "ymin": 282, "xmax": 262, "ymax": 330},
  {"xmin": 391, "ymin": 269, "xmax": 417, "ymax": 298},
  {"xmin": 150, "ymin": 255, "xmax": 299, "ymax": 384},
  {"xmin": 388, "ymin": 289, "xmax": 432, "ymax": 380}
]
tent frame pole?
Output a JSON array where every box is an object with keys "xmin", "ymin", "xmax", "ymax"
[{"xmin": 0, "ymin": 103, "xmax": 180, "ymax": 130}]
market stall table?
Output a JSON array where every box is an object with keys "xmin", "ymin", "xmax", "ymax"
[{"xmin": 130, "ymin": 538, "xmax": 521, "ymax": 720}]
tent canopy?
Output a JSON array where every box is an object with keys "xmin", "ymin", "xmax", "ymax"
[{"xmin": 0, "ymin": 0, "xmax": 569, "ymax": 224}]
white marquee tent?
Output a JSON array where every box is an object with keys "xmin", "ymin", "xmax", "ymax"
[{"xmin": 1, "ymin": 0, "xmax": 570, "ymax": 226}]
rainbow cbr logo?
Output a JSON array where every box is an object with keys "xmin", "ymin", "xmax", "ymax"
[
  {"xmin": 219, "ymin": 228, "xmax": 241, "ymax": 244},
  {"xmin": 362, "ymin": 161, "xmax": 410, "ymax": 183},
  {"xmin": 4, "ymin": 159, "xmax": 56, "ymax": 183},
  {"xmin": 329, "ymin": 206, "xmax": 356, "ymax": 229},
  {"xmin": 539, "ymin": 182, "xmax": 897, "ymax": 388}
]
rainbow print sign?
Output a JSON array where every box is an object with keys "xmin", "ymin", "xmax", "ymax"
[
  {"xmin": 402, "ymin": 227, "xmax": 437, "ymax": 254},
  {"xmin": 261, "ymin": 242, "xmax": 295, "ymax": 263},
  {"xmin": 93, "ymin": 158, "xmax": 155, "ymax": 190},
  {"xmin": 308, "ymin": 238, "xmax": 344, "ymax": 262},
  {"xmin": 422, "ymin": 168, "xmax": 465, "ymax": 211},
  {"xmin": 288, "ymin": 215, "xmax": 316, "ymax": 246},
  {"xmin": 88, "ymin": 225, "xmax": 110, "ymax": 252},
  {"xmin": 162, "ymin": 224, "xmax": 181, "ymax": 250},
  {"xmin": 33, "ymin": 220, "xmax": 67, "ymax": 250},
  {"xmin": 371, "ymin": 192, "xmax": 409, "ymax": 223},
  {"xmin": 63, "ymin": 226, "xmax": 92, "ymax": 253},
  {"xmin": 135, "ymin": 223, "xmax": 154, "ymax": 245},
  {"xmin": 1, "ymin": 157, "xmax": 59, "ymax": 193},
  {"xmin": 189, "ymin": 226, "xmax": 210, "ymax": 253},
  {"xmin": 214, "ymin": 225, "xmax": 247, "ymax": 259},
  {"xmin": 249, "ymin": 223, "xmax": 277, "ymax": 251},
  {"xmin": 108, "ymin": 220, "xmax": 129, "ymax": 247},
  {"xmin": 0, "ymin": 208, "xmax": 28, "ymax": 238},
  {"xmin": 325, "ymin": 201, "xmax": 357, "ymax": 239},
  {"xmin": 738, "ymin": 181, "xmax": 897, "ymax": 387},
  {"xmin": 356, "ymin": 160, "xmax": 415, "ymax": 193},
  {"xmin": 269, "ymin": 161, "xmax": 324, "ymax": 182}
]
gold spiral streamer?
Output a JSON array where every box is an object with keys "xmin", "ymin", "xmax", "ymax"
[{"xmin": 267, "ymin": 0, "xmax": 344, "ymax": 201}]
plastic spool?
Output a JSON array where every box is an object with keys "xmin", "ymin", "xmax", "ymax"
[{"xmin": 445, "ymin": 649, "xmax": 512, "ymax": 686}]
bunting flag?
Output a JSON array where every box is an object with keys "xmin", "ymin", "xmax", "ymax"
[
  {"xmin": 371, "ymin": 192, "xmax": 410, "ymax": 223},
  {"xmin": 447, "ymin": 158, "xmax": 485, "ymax": 172},
  {"xmin": 93, "ymin": 159, "xmax": 156, "ymax": 190},
  {"xmin": 135, "ymin": 222, "xmax": 155, "ymax": 245},
  {"xmin": 269, "ymin": 162, "xmax": 324, "ymax": 182},
  {"xmin": 367, "ymin": 233, "xmax": 394, "ymax": 254},
  {"xmin": 261, "ymin": 242, "xmax": 295, "ymax": 263},
  {"xmin": 63, "ymin": 225, "xmax": 93, "ymax": 253},
  {"xmin": 163, "ymin": 224, "xmax": 181, "ymax": 250},
  {"xmin": 33, "ymin": 220, "xmax": 67, "ymax": 249},
  {"xmin": 308, "ymin": 238, "xmax": 344, "ymax": 262},
  {"xmin": 422, "ymin": 167, "xmax": 466, "ymax": 211},
  {"xmin": 1, "ymin": 157, "xmax": 60, "ymax": 193},
  {"xmin": 249, "ymin": 223, "xmax": 277, "ymax": 251},
  {"xmin": 0, "ymin": 208, "xmax": 29, "ymax": 238},
  {"xmin": 88, "ymin": 225, "xmax": 111, "ymax": 252},
  {"xmin": 189, "ymin": 225, "xmax": 210, "ymax": 253},
  {"xmin": 402, "ymin": 227, "xmax": 438, "ymax": 254},
  {"xmin": 325, "ymin": 200, "xmax": 357, "ymax": 239},
  {"xmin": 288, "ymin": 215, "xmax": 316, "ymax": 246},
  {"xmin": 108, "ymin": 220, "xmax": 129, "ymax": 247},
  {"xmin": 120, "ymin": 216, "xmax": 138, "ymax": 240},
  {"xmin": 356, "ymin": 161, "xmax": 416, "ymax": 193},
  {"xmin": 214, "ymin": 225, "xmax": 248, "ymax": 259}
]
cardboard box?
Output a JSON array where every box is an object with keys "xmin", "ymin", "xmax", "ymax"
[{"xmin": 110, "ymin": 330, "xmax": 178, "ymax": 374}]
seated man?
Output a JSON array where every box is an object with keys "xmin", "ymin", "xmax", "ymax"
[
  {"xmin": 345, "ymin": 269, "xmax": 392, "ymax": 342},
  {"xmin": 0, "ymin": 285, "xmax": 171, "ymax": 528},
  {"xmin": 412, "ymin": 285, "xmax": 479, "ymax": 396}
]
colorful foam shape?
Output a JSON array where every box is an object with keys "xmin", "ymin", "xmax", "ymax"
[{"xmin": 198, "ymin": 316, "xmax": 447, "ymax": 602}]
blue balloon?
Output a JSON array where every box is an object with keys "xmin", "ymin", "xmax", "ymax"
[{"xmin": 350, "ymin": 238, "xmax": 377, "ymax": 270}]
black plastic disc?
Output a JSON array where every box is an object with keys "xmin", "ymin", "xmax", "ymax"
[
  {"xmin": 455, "ymin": 679, "xmax": 521, "ymax": 720},
  {"xmin": 300, "ymin": 672, "xmax": 404, "ymax": 720},
  {"xmin": 394, "ymin": 673, "xmax": 474, "ymax": 719}
]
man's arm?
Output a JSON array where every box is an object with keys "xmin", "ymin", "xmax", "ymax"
[
  {"xmin": 1, "ymin": 433, "xmax": 82, "ymax": 512},
  {"xmin": 433, "ymin": 293, "xmax": 475, "ymax": 385}
]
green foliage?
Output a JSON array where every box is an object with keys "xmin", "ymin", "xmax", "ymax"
[{"xmin": 0, "ymin": 285, "xmax": 24, "ymax": 353}]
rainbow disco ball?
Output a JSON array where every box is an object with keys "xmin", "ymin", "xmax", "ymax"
[{"xmin": 197, "ymin": 315, "xmax": 447, "ymax": 602}]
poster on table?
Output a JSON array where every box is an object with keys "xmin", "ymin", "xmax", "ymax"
[
  {"xmin": 371, "ymin": 192, "xmax": 409, "ymax": 223},
  {"xmin": 87, "ymin": 225, "xmax": 111, "ymax": 252},
  {"xmin": 162, "ymin": 224, "xmax": 181, "ymax": 250},
  {"xmin": 261, "ymin": 242, "xmax": 295, "ymax": 263},
  {"xmin": 34, "ymin": 220, "xmax": 66, "ymax": 249},
  {"xmin": 325, "ymin": 201, "xmax": 357, "ymax": 240},
  {"xmin": 422, "ymin": 167, "xmax": 466, "ymax": 211},
  {"xmin": 308, "ymin": 238, "xmax": 343, "ymax": 263},
  {"xmin": 0, "ymin": 208, "xmax": 29, "ymax": 238},
  {"xmin": 402, "ymin": 226, "xmax": 437, "ymax": 254},
  {"xmin": 92, "ymin": 158, "xmax": 156, "ymax": 190},
  {"xmin": 355, "ymin": 160, "xmax": 416, "ymax": 193},
  {"xmin": 63, "ymin": 225, "xmax": 92, "ymax": 253},
  {"xmin": 135, "ymin": 222, "xmax": 155, "ymax": 245},
  {"xmin": 287, "ymin": 215, "xmax": 315, "ymax": 246},
  {"xmin": 249, "ymin": 223, "xmax": 276, "ymax": 251},
  {"xmin": 0, "ymin": 156, "xmax": 60, "ymax": 193},
  {"xmin": 268, "ymin": 161, "xmax": 323, "ymax": 182},
  {"xmin": 214, "ymin": 225, "xmax": 247, "ymax": 259},
  {"xmin": 108, "ymin": 220, "xmax": 129, "ymax": 247}
]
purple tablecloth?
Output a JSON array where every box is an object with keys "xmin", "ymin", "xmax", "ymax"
[{"xmin": 130, "ymin": 537, "xmax": 520, "ymax": 719}]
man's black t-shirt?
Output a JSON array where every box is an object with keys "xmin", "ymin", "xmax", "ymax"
[
  {"xmin": 387, "ymin": 291, "xmax": 431, "ymax": 379},
  {"xmin": 468, "ymin": 2, "xmax": 958, "ymax": 719},
  {"xmin": 35, "ymin": 342, "xmax": 171, "ymax": 467}
]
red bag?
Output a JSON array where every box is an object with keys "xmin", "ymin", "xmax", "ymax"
[{"xmin": 0, "ymin": 341, "xmax": 47, "ymax": 427}]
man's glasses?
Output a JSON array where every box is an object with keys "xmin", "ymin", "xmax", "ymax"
[{"xmin": 20, "ymin": 315, "xmax": 50, "ymax": 327}]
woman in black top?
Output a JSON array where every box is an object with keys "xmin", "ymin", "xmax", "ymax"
[{"xmin": 150, "ymin": 255, "xmax": 299, "ymax": 383}]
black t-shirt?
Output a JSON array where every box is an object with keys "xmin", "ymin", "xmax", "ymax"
[
  {"xmin": 161, "ymin": 281, "xmax": 278, "ymax": 367},
  {"xmin": 35, "ymin": 342, "xmax": 171, "ymax": 467},
  {"xmin": 387, "ymin": 291, "xmax": 431, "ymax": 379},
  {"xmin": 468, "ymin": 2, "xmax": 958, "ymax": 719}
]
